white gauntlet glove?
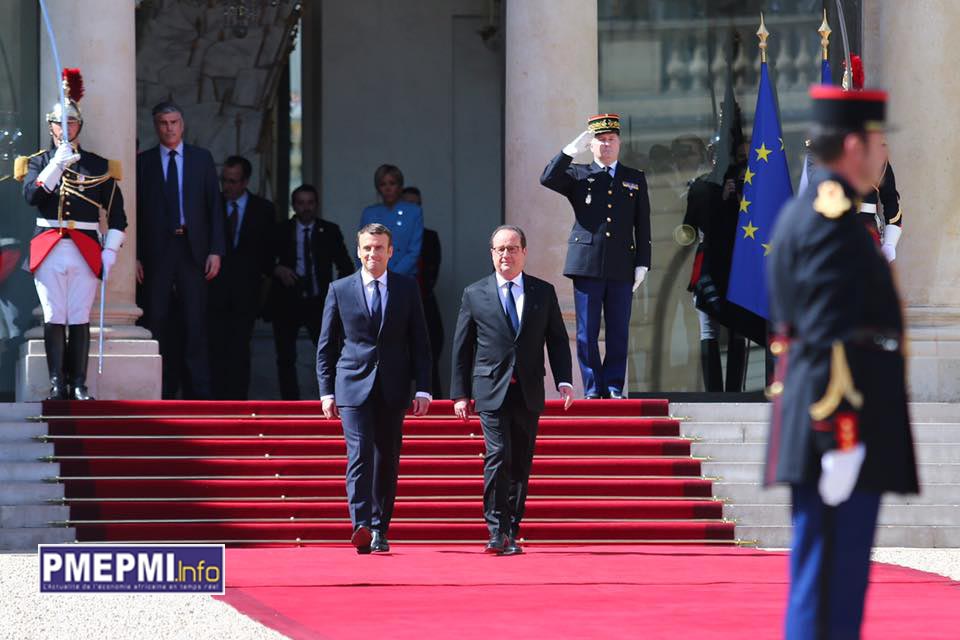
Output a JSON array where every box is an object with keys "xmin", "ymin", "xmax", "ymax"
[
  {"xmin": 881, "ymin": 225, "xmax": 901, "ymax": 263},
  {"xmin": 563, "ymin": 130, "xmax": 594, "ymax": 157},
  {"xmin": 632, "ymin": 266, "xmax": 648, "ymax": 293},
  {"xmin": 37, "ymin": 143, "xmax": 80, "ymax": 192},
  {"xmin": 818, "ymin": 443, "xmax": 865, "ymax": 506}
]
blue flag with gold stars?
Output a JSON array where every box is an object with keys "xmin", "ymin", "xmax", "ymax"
[
  {"xmin": 821, "ymin": 58, "xmax": 832, "ymax": 84},
  {"xmin": 726, "ymin": 61, "xmax": 792, "ymax": 319}
]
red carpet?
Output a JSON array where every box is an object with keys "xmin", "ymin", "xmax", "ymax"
[
  {"xmin": 43, "ymin": 399, "xmax": 735, "ymax": 544},
  {"xmin": 215, "ymin": 545, "xmax": 960, "ymax": 639}
]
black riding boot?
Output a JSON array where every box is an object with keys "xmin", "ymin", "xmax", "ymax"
[
  {"xmin": 725, "ymin": 335, "xmax": 750, "ymax": 392},
  {"xmin": 700, "ymin": 339, "xmax": 723, "ymax": 392},
  {"xmin": 66, "ymin": 323, "xmax": 95, "ymax": 400},
  {"xmin": 43, "ymin": 323, "xmax": 67, "ymax": 400}
]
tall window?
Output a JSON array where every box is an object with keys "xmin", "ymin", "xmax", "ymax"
[
  {"xmin": 598, "ymin": 0, "xmax": 861, "ymax": 394},
  {"xmin": 0, "ymin": 2, "xmax": 39, "ymax": 399}
]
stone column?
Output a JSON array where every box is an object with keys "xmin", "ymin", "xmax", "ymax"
[
  {"xmin": 864, "ymin": 1, "xmax": 960, "ymax": 400},
  {"xmin": 505, "ymin": 0, "xmax": 598, "ymax": 394},
  {"xmin": 17, "ymin": 0, "xmax": 160, "ymax": 399}
]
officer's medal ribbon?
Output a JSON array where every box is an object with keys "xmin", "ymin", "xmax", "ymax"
[{"xmin": 813, "ymin": 180, "xmax": 851, "ymax": 219}]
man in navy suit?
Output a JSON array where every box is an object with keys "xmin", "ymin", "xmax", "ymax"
[
  {"xmin": 316, "ymin": 223, "xmax": 432, "ymax": 554},
  {"xmin": 541, "ymin": 114, "xmax": 652, "ymax": 399},
  {"xmin": 136, "ymin": 101, "xmax": 225, "ymax": 399},
  {"xmin": 451, "ymin": 225, "xmax": 574, "ymax": 555}
]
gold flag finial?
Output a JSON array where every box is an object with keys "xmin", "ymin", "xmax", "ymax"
[
  {"xmin": 818, "ymin": 9, "xmax": 831, "ymax": 61},
  {"xmin": 757, "ymin": 13, "xmax": 770, "ymax": 64}
]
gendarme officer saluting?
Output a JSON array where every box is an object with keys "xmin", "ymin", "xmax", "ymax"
[
  {"xmin": 540, "ymin": 114, "xmax": 651, "ymax": 399},
  {"xmin": 765, "ymin": 85, "xmax": 917, "ymax": 639},
  {"xmin": 16, "ymin": 69, "xmax": 127, "ymax": 400}
]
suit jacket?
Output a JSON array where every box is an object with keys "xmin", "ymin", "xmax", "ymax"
[
  {"xmin": 316, "ymin": 270, "xmax": 432, "ymax": 408},
  {"xmin": 136, "ymin": 143, "xmax": 225, "ymax": 267},
  {"xmin": 540, "ymin": 153, "xmax": 652, "ymax": 281},
  {"xmin": 268, "ymin": 217, "xmax": 354, "ymax": 312},
  {"xmin": 209, "ymin": 192, "xmax": 276, "ymax": 315},
  {"xmin": 451, "ymin": 273, "xmax": 572, "ymax": 414},
  {"xmin": 764, "ymin": 169, "xmax": 918, "ymax": 494}
]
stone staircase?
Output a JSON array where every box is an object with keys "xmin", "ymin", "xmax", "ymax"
[
  {"xmin": 674, "ymin": 402, "xmax": 960, "ymax": 548},
  {"xmin": 0, "ymin": 403, "xmax": 73, "ymax": 550}
]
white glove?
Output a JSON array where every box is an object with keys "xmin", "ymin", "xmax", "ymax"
[
  {"xmin": 632, "ymin": 266, "xmax": 648, "ymax": 293},
  {"xmin": 563, "ymin": 129, "xmax": 594, "ymax": 157},
  {"xmin": 818, "ymin": 443, "xmax": 866, "ymax": 506},
  {"xmin": 101, "ymin": 248, "xmax": 117, "ymax": 279},
  {"xmin": 36, "ymin": 144, "xmax": 79, "ymax": 192},
  {"xmin": 881, "ymin": 225, "xmax": 901, "ymax": 263}
]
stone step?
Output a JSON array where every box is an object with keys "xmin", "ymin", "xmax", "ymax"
[
  {"xmin": 727, "ymin": 503, "xmax": 960, "ymax": 527},
  {"xmin": 682, "ymin": 421, "xmax": 960, "ymax": 444},
  {"xmin": 713, "ymin": 481, "xmax": 959, "ymax": 506},
  {"xmin": 0, "ymin": 404, "xmax": 43, "ymax": 421},
  {"xmin": 0, "ymin": 422, "xmax": 48, "ymax": 441},
  {"xmin": 0, "ymin": 482, "xmax": 65, "ymax": 505},
  {"xmin": 702, "ymin": 461, "xmax": 960, "ymax": 483},
  {"xmin": 740, "ymin": 525, "xmax": 960, "ymax": 549},
  {"xmin": 673, "ymin": 402, "xmax": 960, "ymax": 424},
  {"xmin": 0, "ymin": 462, "xmax": 61, "ymax": 483},
  {"xmin": 0, "ymin": 442, "xmax": 55, "ymax": 462},
  {"xmin": 693, "ymin": 442, "xmax": 960, "ymax": 463},
  {"xmin": 0, "ymin": 526, "xmax": 75, "ymax": 551},
  {"xmin": 0, "ymin": 504, "xmax": 71, "ymax": 528}
]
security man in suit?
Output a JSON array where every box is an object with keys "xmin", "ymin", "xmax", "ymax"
[
  {"xmin": 541, "ymin": 114, "xmax": 651, "ymax": 399},
  {"xmin": 316, "ymin": 223, "xmax": 432, "ymax": 554},
  {"xmin": 765, "ymin": 85, "xmax": 918, "ymax": 639},
  {"xmin": 269, "ymin": 184, "xmax": 354, "ymax": 400},
  {"xmin": 17, "ymin": 75, "xmax": 127, "ymax": 400},
  {"xmin": 208, "ymin": 155, "xmax": 275, "ymax": 400},
  {"xmin": 451, "ymin": 225, "xmax": 574, "ymax": 555}
]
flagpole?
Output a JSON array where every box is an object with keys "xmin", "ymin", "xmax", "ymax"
[
  {"xmin": 819, "ymin": 9, "xmax": 832, "ymax": 62},
  {"xmin": 757, "ymin": 13, "xmax": 769, "ymax": 64}
]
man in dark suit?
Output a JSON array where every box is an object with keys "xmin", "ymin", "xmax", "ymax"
[
  {"xmin": 765, "ymin": 86, "xmax": 917, "ymax": 639},
  {"xmin": 270, "ymin": 184, "xmax": 353, "ymax": 400},
  {"xmin": 316, "ymin": 223, "xmax": 432, "ymax": 554},
  {"xmin": 207, "ymin": 155, "xmax": 275, "ymax": 400},
  {"xmin": 451, "ymin": 225, "xmax": 574, "ymax": 555},
  {"xmin": 541, "ymin": 113, "xmax": 652, "ymax": 399},
  {"xmin": 136, "ymin": 101, "xmax": 224, "ymax": 399},
  {"xmin": 402, "ymin": 186, "xmax": 444, "ymax": 397}
]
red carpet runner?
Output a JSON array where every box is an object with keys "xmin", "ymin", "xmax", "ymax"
[
  {"xmin": 215, "ymin": 545, "xmax": 960, "ymax": 640},
  {"xmin": 42, "ymin": 399, "xmax": 735, "ymax": 545}
]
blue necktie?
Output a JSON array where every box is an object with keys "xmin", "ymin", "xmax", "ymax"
[
  {"xmin": 371, "ymin": 280, "xmax": 382, "ymax": 333},
  {"xmin": 164, "ymin": 149, "xmax": 181, "ymax": 229},
  {"xmin": 504, "ymin": 281, "xmax": 520, "ymax": 335}
]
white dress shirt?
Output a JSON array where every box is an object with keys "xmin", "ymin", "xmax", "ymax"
[{"xmin": 160, "ymin": 142, "xmax": 185, "ymax": 225}]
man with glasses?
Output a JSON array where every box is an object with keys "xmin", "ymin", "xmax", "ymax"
[
  {"xmin": 451, "ymin": 225, "xmax": 573, "ymax": 555},
  {"xmin": 541, "ymin": 114, "xmax": 652, "ymax": 399}
]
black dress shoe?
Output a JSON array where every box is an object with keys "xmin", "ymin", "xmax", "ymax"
[
  {"xmin": 371, "ymin": 530, "xmax": 390, "ymax": 553},
  {"xmin": 608, "ymin": 390, "xmax": 626, "ymax": 400},
  {"xmin": 501, "ymin": 537, "xmax": 523, "ymax": 556},
  {"xmin": 351, "ymin": 525, "xmax": 373, "ymax": 554},
  {"xmin": 485, "ymin": 533, "xmax": 505, "ymax": 554},
  {"xmin": 585, "ymin": 393, "xmax": 603, "ymax": 400}
]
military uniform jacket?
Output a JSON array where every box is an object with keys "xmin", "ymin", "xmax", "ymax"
[
  {"xmin": 23, "ymin": 146, "xmax": 127, "ymax": 277},
  {"xmin": 764, "ymin": 169, "xmax": 918, "ymax": 494},
  {"xmin": 540, "ymin": 152, "xmax": 652, "ymax": 282}
]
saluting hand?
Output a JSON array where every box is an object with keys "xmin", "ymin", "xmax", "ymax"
[{"xmin": 563, "ymin": 129, "xmax": 594, "ymax": 157}]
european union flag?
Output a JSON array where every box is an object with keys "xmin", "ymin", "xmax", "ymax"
[
  {"xmin": 726, "ymin": 61, "xmax": 792, "ymax": 320},
  {"xmin": 821, "ymin": 58, "xmax": 833, "ymax": 85}
]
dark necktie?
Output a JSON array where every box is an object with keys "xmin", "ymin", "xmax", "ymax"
[
  {"xmin": 164, "ymin": 149, "xmax": 181, "ymax": 229},
  {"xmin": 504, "ymin": 281, "xmax": 520, "ymax": 335},
  {"xmin": 228, "ymin": 202, "xmax": 239, "ymax": 251},
  {"xmin": 302, "ymin": 227, "xmax": 314, "ymax": 297},
  {"xmin": 371, "ymin": 280, "xmax": 382, "ymax": 333},
  {"xmin": 605, "ymin": 165, "xmax": 612, "ymax": 177}
]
